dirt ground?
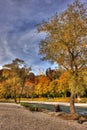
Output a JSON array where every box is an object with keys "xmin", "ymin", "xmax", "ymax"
[{"xmin": 0, "ymin": 103, "xmax": 87, "ymax": 130}]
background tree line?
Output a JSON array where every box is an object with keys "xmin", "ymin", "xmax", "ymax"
[{"xmin": 0, "ymin": 58, "xmax": 87, "ymax": 103}]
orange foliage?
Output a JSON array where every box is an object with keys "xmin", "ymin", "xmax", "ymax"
[
  {"xmin": 58, "ymin": 71, "xmax": 70, "ymax": 92},
  {"xmin": 35, "ymin": 75, "xmax": 50, "ymax": 96}
]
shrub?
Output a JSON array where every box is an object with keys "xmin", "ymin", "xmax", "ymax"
[{"xmin": 21, "ymin": 103, "xmax": 40, "ymax": 111}]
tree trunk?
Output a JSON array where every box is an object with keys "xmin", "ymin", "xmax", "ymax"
[
  {"xmin": 18, "ymin": 86, "xmax": 24, "ymax": 103},
  {"xmin": 14, "ymin": 90, "xmax": 17, "ymax": 103},
  {"xmin": 70, "ymin": 91, "xmax": 76, "ymax": 114}
]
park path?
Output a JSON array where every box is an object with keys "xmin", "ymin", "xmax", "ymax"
[
  {"xmin": 0, "ymin": 103, "xmax": 87, "ymax": 130},
  {"xmin": 26, "ymin": 101, "xmax": 87, "ymax": 107}
]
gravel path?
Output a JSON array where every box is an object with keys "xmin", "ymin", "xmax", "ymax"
[{"xmin": 0, "ymin": 103, "xmax": 87, "ymax": 130}]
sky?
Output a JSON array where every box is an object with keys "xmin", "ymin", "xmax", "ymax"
[{"xmin": 0, "ymin": 0, "xmax": 87, "ymax": 75}]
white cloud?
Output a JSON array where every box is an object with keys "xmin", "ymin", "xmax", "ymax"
[
  {"xmin": 0, "ymin": 0, "xmax": 86, "ymax": 74},
  {"xmin": 3, "ymin": 40, "xmax": 15, "ymax": 58}
]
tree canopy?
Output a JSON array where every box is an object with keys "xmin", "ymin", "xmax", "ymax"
[
  {"xmin": 38, "ymin": 0, "xmax": 87, "ymax": 114},
  {"xmin": 2, "ymin": 58, "xmax": 31, "ymax": 102}
]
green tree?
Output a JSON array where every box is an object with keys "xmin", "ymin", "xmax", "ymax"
[{"xmin": 38, "ymin": 0, "xmax": 87, "ymax": 114}]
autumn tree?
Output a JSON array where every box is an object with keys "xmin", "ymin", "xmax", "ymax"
[
  {"xmin": 27, "ymin": 72, "xmax": 35, "ymax": 83},
  {"xmin": 2, "ymin": 67, "xmax": 20, "ymax": 101},
  {"xmin": 46, "ymin": 67, "xmax": 62, "ymax": 80},
  {"xmin": 2, "ymin": 58, "xmax": 31, "ymax": 102},
  {"xmin": 24, "ymin": 72, "xmax": 36, "ymax": 98},
  {"xmin": 35, "ymin": 75, "xmax": 50, "ymax": 97},
  {"xmin": 58, "ymin": 71, "xmax": 70, "ymax": 97},
  {"xmin": 38, "ymin": 0, "xmax": 87, "ymax": 114},
  {"xmin": 0, "ymin": 70, "xmax": 4, "ymax": 98},
  {"xmin": 49, "ymin": 79, "xmax": 59, "ymax": 97}
]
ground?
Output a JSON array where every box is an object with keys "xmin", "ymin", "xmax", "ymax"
[{"xmin": 0, "ymin": 103, "xmax": 87, "ymax": 130}]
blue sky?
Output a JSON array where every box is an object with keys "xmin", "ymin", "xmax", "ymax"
[{"xmin": 0, "ymin": 0, "xmax": 87, "ymax": 75}]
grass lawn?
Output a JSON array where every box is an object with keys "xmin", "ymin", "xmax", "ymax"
[{"xmin": 0, "ymin": 97, "xmax": 87, "ymax": 103}]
